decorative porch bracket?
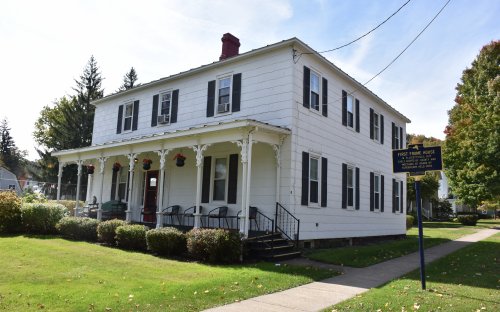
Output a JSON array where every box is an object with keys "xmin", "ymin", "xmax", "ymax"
[
  {"xmin": 125, "ymin": 153, "xmax": 138, "ymax": 222},
  {"xmin": 97, "ymin": 157, "xmax": 108, "ymax": 220},
  {"xmin": 272, "ymin": 135, "xmax": 285, "ymax": 203},
  {"xmin": 231, "ymin": 139, "xmax": 248, "ymax": 234},
  {"xmin": 74, "ymin": 160, "xmax": 84, "ymax": 217},
  {"xmin": 155, "ymin": 149, "xmax": 170, "ymax": 229},
  {"xmin": 191, "ymin": 144, "xmax": 211, "ymax": 228}
]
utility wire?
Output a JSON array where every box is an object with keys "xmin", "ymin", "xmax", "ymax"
[{"xmin": 299, "ymin": 0, "xmax": 412, "ymax": 58}]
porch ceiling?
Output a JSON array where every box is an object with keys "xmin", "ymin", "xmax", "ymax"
[{"xmin": 53, "ymin": 119, "xmax": 290, "ymax": 162}]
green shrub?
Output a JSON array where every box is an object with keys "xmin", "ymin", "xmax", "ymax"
[
  {"xmin": 146, "ymin": 227, "xmax": 186, "ymax": 256},
  {"xmin": 115, "ymin": 224, "xmax": 147, "ymax": 250},
  {"xmin": 97, "ymin": 219, "xmax": 128, "ymax": 245},
  {"xmin": 457, "ymin": 214, "xmax": 478, "ymax": 226},
  {"xmin": 47, "ymin": 200, "xmax": 83, "ymax": 216},
  {"xmin": 22, "ymin": 191, "xmax": 47, "ymax": 204},
  {"xmin": 406, "ymin": 215, "xmax": 414, "ymax": 230},
  {"xmin": 56, "ymin": 217, "xmax": 100, "ymax": 241},
  {"xmin": 0, "ymin": 191, "xmax": 22, "ymax": 233},
  {"xmin": 21, "ymin": 203, "xmax": 67, "ymax": 234},
  {"xmin": 186, "ymin": 228, "xmax": 241, "ymax": 263}
]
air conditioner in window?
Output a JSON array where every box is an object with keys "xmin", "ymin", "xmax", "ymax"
[
  {"xmin": 217, "ymin": 103, "xmax": 230, "ymax": 114},
  {"xmin": 157, "ymin": 114, "xmax": 170, "ymax": 124}
]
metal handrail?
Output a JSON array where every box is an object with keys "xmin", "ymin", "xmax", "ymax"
[{"xmin": 275, "ymin": 202, "xmax": 300, "ymax": 246}]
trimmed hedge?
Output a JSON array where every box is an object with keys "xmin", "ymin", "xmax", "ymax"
[
  {"xmin": 406, "ymin": 215, "xmax": 414, "ymax": 230},
  {"xmin": 115, "ymin": 224, "xmax": 147, "ymax": 251},
  {"xmin": 186, "ymin": 228, "xmax": 241, "ymax": 263},
  {"xmin": 0, "ymin": 191, "xmax": 22, "ymax": 233},
  {"xmin": 21, "ymin": 203, "xmax": 68, "ymax": 234},
  {"xmin": 457, "ymin": 214, "xmax": 478, "ymax": 226},
  {"xmin": 47, "ymin": 200, "xmax": 83, "ymax": 216},
  {"xmin": 146, "ymin": 227, "xmax": 186, "ymax": 256},
  {"xmin": 56, "ymin": 217, "xmax": 100, "ymax": 241},
  {"xmin": 97, "ymin": 219, "xmax": 128, "ymax": 245}
]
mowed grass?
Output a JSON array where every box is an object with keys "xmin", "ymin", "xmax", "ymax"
[
  {"xmin": 329, "ymin": 233, "xmax": 500, "ymax": 312},
  {"xmin": 0, "ymin": 236, "xmax": 334, "ymax": 312},
  {"xmin": 306, "ymin": 220, "xmax": 499, "ymax": 268}
]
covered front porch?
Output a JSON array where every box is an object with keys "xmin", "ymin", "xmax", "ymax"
[{"xmin": 53, "ymin": 120, "xmax": 290, "ymax": 237}]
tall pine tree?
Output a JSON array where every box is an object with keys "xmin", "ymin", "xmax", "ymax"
[
  {"xmin": 0, "ymin": 118, "xmax": 26, "ymax": 176},
  {"xmin": 119, "ymin": 67, "xmax": 138, "ymax": 91}
]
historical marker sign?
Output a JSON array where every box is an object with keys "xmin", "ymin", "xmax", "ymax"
[{"xmin": 392, "ymin": 144, "xmax": 442, "ymax": 174}]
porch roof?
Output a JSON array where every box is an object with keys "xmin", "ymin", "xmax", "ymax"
[{"xmin": 52, "ymin": 119, "xmax": 290, "ymax": 162}]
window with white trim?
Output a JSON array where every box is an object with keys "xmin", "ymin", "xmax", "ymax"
[
  {"xmin": 374, "ymin": 174, "xmax": 381, "ymax": 211},
  {"xmin": 347, "ymin": 95, "xmax": 354, "ymax": 128},
  {"xmin": 309, "ymin": 156, "xmax": 320, "ymax": 204},
  {"xmin": 373, "ymin": 112, "xmax": 380, "ymax": 142},
  {"xmin": 395, "ymin": 127, "xmax": 400, "ymax": 149},
  {"xmin": 395, "ymin": 181, "xmax": 400, "ymax": 211},
  {"xmin": 157, "ymin": 91, "xmax": 172, "ymax": 124},
  {"xmin": 310, "ymin": 71, "xmax": 320, "ymax": 111},
  {"xmin": 123, "ymin": 102, "xmax": 134, "ymax": 131},
  {"xmin": 213, "ymin": 157, "xmax": 227, "ymax": 201},
  {"xmin": 217, "ymin": 77, "xmax": 231, "ymax": 114},
  {"xmin": 347, "ymin": 165, "xmax": 354, "ymax": 208}
]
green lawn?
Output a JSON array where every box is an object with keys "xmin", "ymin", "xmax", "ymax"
[
  {"xmin": 329, "ymin": 233, "xmax": 500, "ymax": 312},
  {"xmin": 0, "ymin": 236, "xmax": 334, "ymax": 312},
  {"xmin": 306, "ymin": 220, "xmax": 499, "ymax": 268}
]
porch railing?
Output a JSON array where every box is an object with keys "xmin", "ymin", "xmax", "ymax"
[{"xmin": 275, "ymin": 202, "xmax": 300, "ymax": 246}]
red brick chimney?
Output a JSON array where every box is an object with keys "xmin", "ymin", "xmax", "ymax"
[{"xmin": 219, "ymin": 33, "xmax": 240, "ymax": 60}]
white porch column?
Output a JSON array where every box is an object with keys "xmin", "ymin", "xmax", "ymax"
[
  {"xmin": 56, "ymin": 162, "xmax": 65, "ymax": 202},
  {"xmin": 244, "ymin": 133, "xmax": 254, "ymax": 237},
  {"xmin": 97, "ymin": 157, "xmax": 108, "ymax": 221},
  {"xmin": 74, "ymin": 160, "xmax": 83, "ymax": 217},
  {"xmin": 192, "ymin": 144, "xmax": 210, "ymax": 228},
  {"xmin": 126, "ymin": 153, "xmax": 138, "ymax": 222},
  {"xmin": 232, "ymin": 139, "xmax": 248, "ymax": 234},
  {"xmin": 155, "ymin": 149, "xmax": 170, "ymax": 229},
  {"xmin": 86, "ymin": 172, "xmax": 93, "ymax": 203},
  {"xmin": 272, "ymin": 144, "xmax": 281, "ymax": 204}
]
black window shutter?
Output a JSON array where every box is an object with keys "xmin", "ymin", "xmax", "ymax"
[
  {"xmin": 355, "ymin": 99, "xmax": 360, "ymax": 132},
  {"xmin": 132, "ymin": 100, "xmax": 139, "ymax": 131},
  {"xmin": 201, "ymin": 156, "xmax": 212, "ymax": 203},
  {"xmin": 341, "ymin": 163, "xmax": 347, "ymax": 209},
  {"xmin": 322, "ymin": 78, "xmax": 328, "ymax": 117},
  {"xmin": 392, "ymin": 178, "xmax": 397, "ymax": 213},
  {"xmin": 342, "ymin": 90, "xmax": 347, "ymax": 126},
  {"xmin": 116, "ymin": 105, "xmax": 123, "ymax": 134},
  {"xmin": 206, "ymin": 80, "xmax": 215, "ymax": 117},
  {"xmin": 400, "ymin": 127, "xmax": 404, "ymax": 149},
  {"xmin": 355, "ymin": 167, "xmax": 360, "ymax": 210},
  {"xmin": 392, "ymin": 122, "xmax": 396, "ymax": 149},
  {"xmin": 303, "ymin": 66, "xmax": 310, "ymax": 108},
  {"xmin": 381, "ymin": 175, "xmax": 385, "ymax": 212},
  {"xmin": 151, "ymin": 95, "xmax": 159, "ymax": 127},
  {"xmin": 400, "ymin": 181, "xmax": 404, "ymax": 213},
  {"xmin": 301, "ymin": 152, "xmax": 309, "ymax": 206},
  {"xmin": 370, "ymin": 108, "xmax": 374, "ymax": 140},
  {"xmin": 232, "ymin": 73, "xmax": 241, "ymax": 112},
  {"xmin": 171, "ymin": 89, "xmax": 179, "ymax": 123},
  {"xmin": 227, "ymin": 154, "xmax": 238, "ymax": 204},
  {"xmin": 370, "ymin": 172, "xmax": 374, "ymax": 211},
  {"xmin": 321, "ymin": 157, "xmax": 327, "ymax": 207},
  {"xmin": 380, "ymin": 115, "xmax": 384, "ymax": 144}
]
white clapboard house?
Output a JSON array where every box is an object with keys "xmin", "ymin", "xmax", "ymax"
[{"xmin": 53, "ymin": 33, "xmax": 409, "ymax": 246}]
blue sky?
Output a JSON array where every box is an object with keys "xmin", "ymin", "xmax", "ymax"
[{"xmin": 0, "ymin": 0, "xmax": 498, "ymax": 160}]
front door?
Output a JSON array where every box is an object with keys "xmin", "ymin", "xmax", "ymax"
[{"xmin": 143, "ymin": 170, "xmax": 159, "ymax": 223}]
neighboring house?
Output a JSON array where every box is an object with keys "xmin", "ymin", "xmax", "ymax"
[
  {"xmin": 0, "ymin": 166, "xmax": 21, "ymax": 195},
  {"xmin": 53, "ymin": 33, "xmax": 409, "ymax": 244},
  {"xmin": 438, "ymin": 171, "xmax": 470, "ymax": 214}
]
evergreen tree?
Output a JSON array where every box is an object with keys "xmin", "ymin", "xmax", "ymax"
[
  {"xmin": 0, "ymin": 118, "xmax": 27, "ymax": 176},
  {"xmin": 443, "ymin": 40, "xmax": 500, "ymax": 208},
  {"xmin": 119, "ymin": 67, "xmax": 138, "ymax": 91}
]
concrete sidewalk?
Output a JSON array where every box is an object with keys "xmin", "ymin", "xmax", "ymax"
[{"xmin": 204, "ymin": 228, "xmax": 498, "ymax": 312}]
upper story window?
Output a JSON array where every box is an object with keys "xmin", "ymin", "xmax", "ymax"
[
  {"xmin": 116, "ymin": 100, "xmax": 139, "ymax": 134},
  {"xmin": 373, "ymin": 113, "xmax": 379, "ymax": 141},
  {"xmin": 370, "ymin": 109, "xmax": 384, "ymax": 143},
  {"xmin": 151, "ymin": 90, "xmax": 179, "ymax": 127},
  {"xmin": 303, "ymin": 66, "xmax": 328, "ymax": 116},
  {"xmin": 342, "ymin": 90, "xmax": 360, "ymax": 132},
  {"xmin": 392, "ymin": 122, "xmax": 404, "ymax": 149},
  {"xmin": 218, "ymin": 77, "xmax": 231, "ymax": 114},
  {"xmin": 206, "ymin": 74, "xmax": 242, "ymax": 117}
]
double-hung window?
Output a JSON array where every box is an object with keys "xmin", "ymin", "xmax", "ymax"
[
  {"xmin": 213, "ymin": 157, "xmax": 227, "ymax": 201},
  {"xmin": 309, "ymin": 156, "xmax": 319, "ymax": 204},
  {"xmin": 392, "ymin": 123, "xmax": 403, "ymax": 149},
  {"xmin": 158, "ymin": 91, "xmax": 172, "ymax": 124},
  {"xmin": 217, "ymin": 77, "xmax": 231, "ymax": 114},
  {"xmin": 374, "ymin": 174, "xmax": 380, "ymax": 210},
  {"xmin": 342, "ymin": 90, "xmax": 359, "ymax": 132},
  {"xmin": 310, "ymin": 72, "xmax": 320, "ymax": 111},
  {"xmin": 370, "ymin": 108, "xmax": 384, "ymax": 143},
  {"xmin": 370, "ymin": 172, "xmax": 384, "ymax": 212},
  {"xmin": 346, "ymin": 95, "xmax": 354, "ymax": 128},
  {"xmin": 347, "ymin": 165, "xmax": 354, "ymax": 208},
  {"xmin": 342, "ymin": 163, "xmax": 359, "ymax": 210},
  {"xmin": 123, "ymin": 102, "xmax": 134, "ymax": 131},
  {"xmin": 373, "ymin": 113, "xmax": 380, "ymax": 141},
  {"xmin": 393, "ymin": 178, "xmax": 404, "ymax": 213}
]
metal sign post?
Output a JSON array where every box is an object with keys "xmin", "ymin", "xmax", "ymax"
[{"xmin": 393, "ymin": 144, "xmax": 442, "ymax": 290}]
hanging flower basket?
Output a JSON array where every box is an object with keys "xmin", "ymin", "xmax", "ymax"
[
  {"xmin": 173, "ymin": 153, "xmax": 186, "ymax": 167},
  {"xmin": 143, "ymin": 159, "xmax": 152, "ymax": 170},
  {"xmin": 87, "ymin": 164, "xmax": 95, "ymax": 174},
  {"xmin": 112, "ymin": 162, "xmax": 121, "ymax": 172}
]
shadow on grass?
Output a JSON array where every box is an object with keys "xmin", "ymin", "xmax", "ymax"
[{"xmin": 422, "ymin": 221, "xmax": 463, "ymax": 229}]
